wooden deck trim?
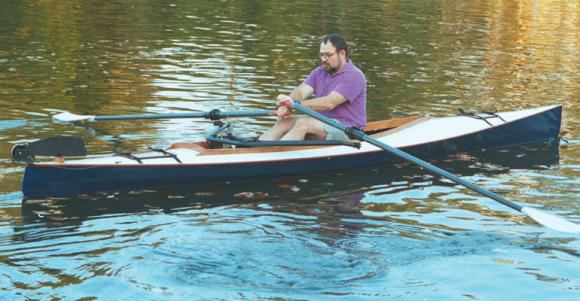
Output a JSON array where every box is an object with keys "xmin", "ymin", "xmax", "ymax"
[
  {"xmin": 371, "ymin": 115, "xmax": 430, "ymax": 138},
  {"xmin": 171, "ymin": 115, "xmax": 428, "ymax": 156},
  {"xmin": 364, "ymin": 115, "xmax": 424, "ymax": 133},
  {"xmin": 199, "ymin": 145, "xmax": 328, "ymax": 155}
]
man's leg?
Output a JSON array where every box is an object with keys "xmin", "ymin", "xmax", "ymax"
[
  {"xmin": 259, "ymin": 117, "xmax": 298, "ymax": 140},
  {"xmin": 281, "ymin": 117, "xmax": 327, "ymax": 140}
]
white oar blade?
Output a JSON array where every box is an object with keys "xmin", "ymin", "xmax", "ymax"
[
  {"xmin": 522, "ymin": 207, "xmax": 580, "ymax": 233},
  {"xmin": 53, "ymin": 112, "xmax": 95, "ymax": 123}
]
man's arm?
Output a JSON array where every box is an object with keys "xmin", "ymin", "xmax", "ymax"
[
  {"xmin": 301, "ymin": 91, "xmax": 347, "ymax": 112},
  {"xmin": 277, "ymin": 89, "xmax": 347, "ymax": 115},
  {"xmin": 286, "ymin": 83, "xmax": 347, "ymax": 112},
  {"xmin": 289, "ymin": 84, "xmax": 314, "ymax": 101},
  {"xmin": 277, "ymin": 84, "xmax": 347, "ymax": 115}
]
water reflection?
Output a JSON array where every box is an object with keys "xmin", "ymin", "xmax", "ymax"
[
  {"xmin": 6, "ymin": 144, "xmax": 565, "ymax": 297},
  {"xmin": 4, "ymin": 144, "xmax": 571, "ymax": 299},
  {"xmin": 19, "ymin": 142, "xmax": 559, "ymax": 229}
]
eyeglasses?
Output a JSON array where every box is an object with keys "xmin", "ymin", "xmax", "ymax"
[{"xmin": 319, "ymin": 52, "xmax": 337, "ymax": 59}]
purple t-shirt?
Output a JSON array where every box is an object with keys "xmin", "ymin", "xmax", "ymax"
[{"xmin": 304, "ymin": 61, "xmax": 366, "ymax": 128}]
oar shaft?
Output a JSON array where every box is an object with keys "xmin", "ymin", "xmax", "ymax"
[
  {"xmin": 95, "ymin": 113, "xmax": 204, "ymax": 121},
  {"xmin": 293, "ymin": 102, "xmax": 580, "ymax": 233},
  {"xmin": 93, "ymin": 110, "xmax": 275, "ymax": 121},
  {"xmin": 292, "ymin": 102, "xmax": 523, "ymax": 212},
  {"xmin": 359, "ymin": 135, "xmax": 523, "ymax": 211}
]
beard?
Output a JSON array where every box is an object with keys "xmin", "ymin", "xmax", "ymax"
[
  {"xmin": 322, "ymin": 61, "xmax": 342, "ymax": 74},
  {"xmin": 323, "ymin": 63, "xmax": 338, "ymax": 74}
]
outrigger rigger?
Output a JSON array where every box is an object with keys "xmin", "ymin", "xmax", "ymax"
[{"xmin": 10, "ymin": 104, "xmax": 579, "ymax": 233}]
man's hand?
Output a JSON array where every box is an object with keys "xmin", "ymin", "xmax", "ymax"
[
  {"xmin": 276, "ymin": 106, "xmax": 291, "ymax": 118},
  {"xmin": 276, "ymin": 94, "xmax": 294, "ymax": 108},
  {"xmin": 275, "ymin": 94, "xmax": 294, "ymax": 117}
]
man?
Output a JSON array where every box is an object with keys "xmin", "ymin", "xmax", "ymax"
[{"xmin": 259, "ymin": 34, "xmax": 366, "ymax": 141}]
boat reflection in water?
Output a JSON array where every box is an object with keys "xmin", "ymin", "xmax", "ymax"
[{"xmin": 20, "ymin": 141, "xmax": 560, "ymax": 230}]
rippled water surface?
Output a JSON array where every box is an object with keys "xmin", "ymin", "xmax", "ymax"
[{"xmin": 0, "ymin": 0, "xmax": 579, "ymax": 300}]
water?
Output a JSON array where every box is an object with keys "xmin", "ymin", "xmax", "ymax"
[{"xmin": 0, "ymin": 0, "xmax": 579, "ymax": 300}]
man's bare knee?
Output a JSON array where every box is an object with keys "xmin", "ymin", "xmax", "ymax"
[
  {"xmin": 259, "ymin": 117, "xmax": 298, "ymax": 141},
  {"xmin": 293, "ymin": 118, "xmax": 310, "ymax": 131},
  {"xmin": 292, "ymin": 118, "xmax": 326, "ymax": 139}
]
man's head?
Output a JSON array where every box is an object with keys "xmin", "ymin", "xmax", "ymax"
[{"xmin": 319, "ymin": 34, "xmax": 348, "ymax": 74}]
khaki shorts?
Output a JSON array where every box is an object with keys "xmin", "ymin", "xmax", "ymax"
[{"xmin": 323, "ymin": 121, "xmax": 350, "ymax": 141}]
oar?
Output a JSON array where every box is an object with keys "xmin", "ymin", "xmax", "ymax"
[
  {"xmin": 53, "ymin": 109, "xmax": 276, "ymax": 123},
  {"xmin": 292, "ymin": 102, "xmax": 580, "ymax": 233}
]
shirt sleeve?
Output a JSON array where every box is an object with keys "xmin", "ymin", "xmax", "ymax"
[
  {"xmin": 333, "ymin": 71, "xmax": 365, "ymax": 103},
  {"xmin": 303, "ymin": 67, "xmax": 320, "ymax": 90}
]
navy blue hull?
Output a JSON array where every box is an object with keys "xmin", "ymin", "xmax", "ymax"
[{"xmin": 22, "ymin": 106, "xmax": 562, "ymax": 198}]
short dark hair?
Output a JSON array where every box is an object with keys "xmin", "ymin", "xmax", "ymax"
[{"xmin": 321, "ymin": 33, "xmax": 348, "ymax": 56}]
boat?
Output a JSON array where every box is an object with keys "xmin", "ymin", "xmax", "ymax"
[{"xmin": 12, "ymin": 105, "xmax": 562, "ymax": 198}]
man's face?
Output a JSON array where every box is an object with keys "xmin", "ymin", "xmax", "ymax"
[{"xmin": 320, "ymin": 41, "xmax": 342, "ymax": 73}]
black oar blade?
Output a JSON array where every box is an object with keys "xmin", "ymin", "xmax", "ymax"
[
  {"xmin": 28, "ymin": 136, "xmax": 87, "ymax": 157},
  {"xmin": 12, "ymin": 136, "xmax": 87, "ymax": 163}
]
